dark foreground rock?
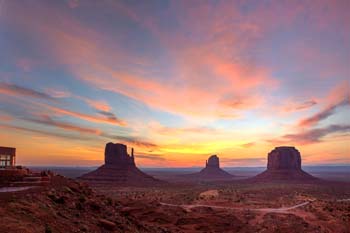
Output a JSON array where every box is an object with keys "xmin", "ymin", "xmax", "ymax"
[{"xmin": 0, "ymin": 175, "xmax": 164, "ymax": 233}]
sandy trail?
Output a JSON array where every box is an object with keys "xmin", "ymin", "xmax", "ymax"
[
  {"xmin": 160, "ymin": 201, "xmax": 311, "ymax": 213},
  {"xmin": 0, "ymin": 186, "xmax": 34, "ymax": 193}
]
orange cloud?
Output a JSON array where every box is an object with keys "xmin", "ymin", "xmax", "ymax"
[
  {"xmin": 27, "ymin": 115, "xmax": 102, "ymax": 135},
  {"xmin": 0, "ymin": 112, "xmax": 13, "ymax": 121},
  {"xmin": 47, "ymin": 105, "xmax": 126, "ymax": 126},
  {"xmin": 79, "ymin": 98, "xmax": 111, "ymax": 112}
]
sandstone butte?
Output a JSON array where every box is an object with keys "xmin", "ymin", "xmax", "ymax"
[
  {"xmin": 185, "ymin": 155, "xmax": 233, "ymax": 181},
  {"xmin": 79, "ymin": 143, "xmax": 161, "ymax": 185},
  {"xmin": 252, "ymin": 146, "xmax": 318, "ymax": 182}
]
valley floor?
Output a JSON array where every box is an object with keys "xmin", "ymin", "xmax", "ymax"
[{"xmin": 1, "ymin": 176, "xmax": 349, "ymax": 233}]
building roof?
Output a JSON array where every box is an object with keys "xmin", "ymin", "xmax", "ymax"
[{"xmin": 0, "ymin": 147, "xmax": 16, "ymax": 155}]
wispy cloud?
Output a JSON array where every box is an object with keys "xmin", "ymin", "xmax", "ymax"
[
  {"xmin": 0, "ymin": 124, "xmax": 92, "ymax": 141},
  {"xmin": 269, "ymin": 124, "xmax": 350, "ymax": 145},
  {"xmin": 74, "ymin": 96, "xmax": 123, "ymax": 125},
  {"xmin": 283, "ymin": 99, "xmax": 317, "ymax": 112},
  {"xmin": 150, "ymin": 122, "xmax": 218, "ymax": 136},
  {"xmin": 220, "ymin": 157, "xmax": 266, "ymax": 165},
  {"xmin": 136, "ymin": 153, "xmax": 166, "ymax": 161},
  {"xmin": 26, "ymin": 115, "xmax": 101, "ymax": 134},
  {"xmin": 79, "ymin": 97, "xmax": 111, "ymax": 112},
  {"xmin": 5, "ymin": 1, "xmax": 277, "ymax": 119},
  {"xmin": 297, "ymin": 80, "xmax": 349, "ymax": 127},
  {"xmin": 44, "ymin": 88, "xmax": 71, "ymax": 98},
  {"xmin": 240, "ymin": 142, "xmax": 256, "ymax": 148},
  {"xmin": 47, "ymin": 105, "xmax": 126, "ymax": 126},
  {"xmin": 0, "ymin": 112, "xmax": 12, "ymax": 121},
  {"xmin": 298, "ymin": 97, "xmax": 349, "ymax": 127},
  {"xmin": 101, "ymin": 133, "xmax": 157, "ymax": 149},
  {"xmin": 0, "ymin": 82, "xmax": 55, "ymax": 100}
]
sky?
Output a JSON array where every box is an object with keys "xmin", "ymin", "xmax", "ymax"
[{"xmin": 0, "ymin": 0, "xmax": 349, "ymax": 167}]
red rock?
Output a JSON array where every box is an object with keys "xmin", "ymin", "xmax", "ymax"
[
  {"xmin": 252, "ymin": 146, "xmax": 318, "ymax": 182},
  {"xmin": 267, "ymin": 146, "xmax": 301, "ymax": 170},
  {"xmin": 98, "ymin": 219, "xmax": 116, "ymax": 230},
  {"xmin": 185, "ymin": 155, "xmax": 233, "ymax": 181},
  {"xmin": 79, "ymin": 143, "xmax": 162, "ymax": 185}
]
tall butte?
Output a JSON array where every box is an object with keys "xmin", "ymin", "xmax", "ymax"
[
  {"xmin": 252, "ymin": 146, "xmax": 318, "ymax": 182},
  {"xmin": 79, "ymin": 143, "xmax": 161, "ymax": 185},
  {"xmin": 186, "ymin": 155, "xmax": 233, "ymax": 180}
]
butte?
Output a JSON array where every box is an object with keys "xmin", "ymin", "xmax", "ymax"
[
  {"xmin": 251, "ymin": 146, "xmax": 318, "ymax": 182},
  {"xmin": 185, "ymin": 155, "xmax": 233, "ymax": 181},
  {"xmin": 79, "ymin": 142, "xmax": 162, "ymax": 185}
]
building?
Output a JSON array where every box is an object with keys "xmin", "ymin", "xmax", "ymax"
[{"xmin": 0, "ymin": 147, "xmax": 16, "ymax": 168}]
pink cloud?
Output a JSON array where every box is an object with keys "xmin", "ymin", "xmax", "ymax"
[
  {"xmin": 81, "ymin": 98, "xmax": 111, "ymax": 112},
  {"xmin": 67, "ymin": 0, "xmax": 79, "ymax": 9},
  {"xmin": 0, "ymin": 112, "xmax": 12, "ymax": 121},
  {"xmin": 44, "ymin": 88, "xmax": 71, "ymax": 98},
  {"xmin": 268, "ymin": 124, "xmax": 350, "ymax": 145},
  {"xmin": 16, "ymin": 58, "xmax": 35, "ymax": 72},
  {"xmin": 4, "ymin": 1, "xmax": 278, "ymax": 119},
  {"xmin": 47, "ymin": 105, "xmax": 126, "ymax": 126},
  {"xmin": 281, "ymin": 99, "xmax": 318, "ymax": 113},
  {"xmin": 298, "ymin": 82, "xmax": 349, "ymax": 127}
]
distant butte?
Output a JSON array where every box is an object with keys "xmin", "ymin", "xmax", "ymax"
[
  {"xmin": 252, "ymin": 146, "xmax": 318, "ymax": 182},
  {"xmin": 185, "ymin": 155, "xmax": 233, "ymax": 181},
  {"xmin": 79, "ymin": 143, "xmax": 162, "ymax": 185}
]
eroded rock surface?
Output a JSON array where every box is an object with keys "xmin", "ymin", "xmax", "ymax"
[
  {"xmin": 206, "ymin": 155, "xmax": 220, "ymax": 169},
  {"xmin": 267, "ymin": 147, "xmax": 301, "ymax": 170},
  {"xmin": 79, "ymin": 143, "xmax": 161, "ymax": 185},
  {"xmin": 185, "ymin": 155, "xmax": 233, "ymax": 181},
  {"xmin": 104, "ymin": 143, "xmax": 135, "ymax": 167},
  {"xmin": 252, "ymin": 146, "xmax": 317, "ymax": 182}
]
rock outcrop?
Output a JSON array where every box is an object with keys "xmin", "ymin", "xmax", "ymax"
[
  {"xmin": 104, "ymin": 143, "xmax": 135, "ymax": 167},
  {"xmin": 79, "ymin": 143, "xmax": 161, "ymax": 185},
  {"xmin": 206, "ymin": 155, "xmax": 220, "ymax": 168},
  {"xmin": 267, "ymin": 146, "xmax": 301, "ymax": 170},
  {"xmin": 252, "ymin": 146, "xmax": 317, "ymax": 182},
  {"xmin": 185, "ymin": 155, "xmax": 233, "ymax": 181}
]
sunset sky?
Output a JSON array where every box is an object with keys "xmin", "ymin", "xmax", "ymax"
[{"xmin": 0, "ymin": 0, "xmax": 349, "ymax": 167}]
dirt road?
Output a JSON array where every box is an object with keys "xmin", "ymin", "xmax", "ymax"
[{"xmin": 160, "ymin": 201, "xmax": 311, "ymax": 213}]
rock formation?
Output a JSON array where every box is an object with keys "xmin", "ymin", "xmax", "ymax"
[
  {"xmin": 252, "ymin": 146, "xmax": 317, "ymax": 182},
  {"xmin": 104, "ymin": 143, "xmax": 135, "ymax": 167},
  {"xmin": 79, "ymin": 143, "xmax": 161, "ymax": 185},
  {"xmin": 185, "ymin": 155, "xmax": 233, "ymax": 181}
]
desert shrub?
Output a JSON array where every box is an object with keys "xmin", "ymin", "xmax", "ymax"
[{"xmin": 45, "ymin": 224, "xmax": 52, "ymax": 233}]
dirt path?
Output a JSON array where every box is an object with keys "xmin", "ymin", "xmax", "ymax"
[
  {"xmin": 159, "ymin": 201, "xmax": 311, "ymax": 213},
  {"xmin": 256, "ymin": 201, "xmax": 310, "ymax": 213},
  {"xmin": 0, "ymin": 186, "xmax": 34, "ymax": 193}
]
